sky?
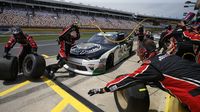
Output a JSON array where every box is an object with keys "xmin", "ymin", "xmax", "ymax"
[{"xmin": 54, "ymin": 0, "xmax": 197, "ymax": 19}]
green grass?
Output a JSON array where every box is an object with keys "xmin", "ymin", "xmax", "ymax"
[{"xmin": 0, "ymin": 33, "xmax": 95, "ymax": 43}]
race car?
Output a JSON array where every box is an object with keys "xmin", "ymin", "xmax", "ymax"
[{"xmin": 64, "ymin": 32, "xmax": 134, "ymax": 75}]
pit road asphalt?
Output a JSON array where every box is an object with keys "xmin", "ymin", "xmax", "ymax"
[{"xmin": 0, "ymin": 40, "xmax": 168, "ymax": 112}]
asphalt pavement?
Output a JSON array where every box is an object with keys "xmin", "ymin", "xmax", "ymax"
[
  {"xmin": 0, "ymin": 41, "xmax": 170, "ymax": 112},
  {"xmin": 0, "ymin": 39, "xmax": 87, "ymax": 57}
]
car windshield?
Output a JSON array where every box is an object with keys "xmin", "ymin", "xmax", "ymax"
[{"xmin": 87, "ymin": 33, "xmax": 117, "ymax": 45}]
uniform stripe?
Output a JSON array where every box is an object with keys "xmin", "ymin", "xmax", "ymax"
[
  {"xmin": 183, "ymin": 31, "xmax": 200, "ymax": 41},
  {"xmin": 106, "ymin": 64, "xmax": 149, "ymax": 88}
]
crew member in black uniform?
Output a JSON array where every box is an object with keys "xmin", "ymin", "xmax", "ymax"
[{"xmin": 88, "ymin": 38, "xmax": 200, "ymax": 112}]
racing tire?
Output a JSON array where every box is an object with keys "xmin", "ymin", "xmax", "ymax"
[
  {"xmin": 22, "ymin": 54, "xmax": 46, "ymax": 79},
  {"xmin": 129, "ymin": 45, "xmax": 133, "ymax": 56},
  {"xmin": 182, "ymin": 53, "xmax": 196, "ymax": 62},
  {"xmin": 176, "ymin": 42, "xmax": 196, "ymax": 62},
  {"xmin": 0, "ymin": 56, "xmax": 18, "ymax": 81},
  {"xmin": 114, "ymin": 83, "xmax": 150, "ymax": 112},
  {"xmin": 106, "ymin": 54, "xmax": 114, "ymax": 70}
]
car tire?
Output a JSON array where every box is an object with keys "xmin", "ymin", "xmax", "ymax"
[
  {"xmin": 182, "ymin": 53, "xmax": 196, "ymax": 62},
  {"xmin": 114, "ymin": 83, "xmax": 150, "ymax": 112},
  {"xmin": 129, "ymin": 44, "xmax": 133, "ymax": 56},
  {"xmin": 106, "ymin": 54, "xmax": 114, "ymax": 70},
  {"xmin": 0, "ymin": 56, "xmax": 18, "ymax": 81},
  {"xmin": 22, "ymin": 54, "xmax": 46, "ymax": 79}
]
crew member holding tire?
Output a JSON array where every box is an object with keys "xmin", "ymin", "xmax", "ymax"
[
  {"xmin": 88, "ymin": 38, "xmax": 200, "ymax": 112},
  {"xmin": 4, "ymin": 26, "xmax": 37, "ymax": 72},
  {"xmin": 46, "ymin": 23, "xmax": 80, "ymax": 78}
]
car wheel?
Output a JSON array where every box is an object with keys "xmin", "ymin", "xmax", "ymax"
[
  {"xmin": 129, "ymin": 44, "xmax": 133, "ymax": 56},
  {"xmin": 114, "ymin": 83, "xmax": 150, "ymax": 112},
  {"xmin": 23, "ymin": 54, "xmax": 46, "ymax": 79},
  {"xmin": 106, "ymin": 54, "xmax": 114, "ymax": 70},
  {"xmin": 0, "ymin": 56, "xmax": 18, "ymax": 81},
  {"xmin": 182, "ymin": 53, "xmax": 196, "ymax": 62}
]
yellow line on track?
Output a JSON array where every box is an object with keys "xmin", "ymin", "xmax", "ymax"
[
  {"xmin": 51, "ymin": 99, "xmax": 69, "ymax": 112},
  {"xmin": 0, "ymin": 80, "xmax": 30, "ymax": 97},
  {"xmin": 42, "ymin": 77, "xmax": 92, "ymax": 112},
  {"xmin": 41, "ymin": 54, "xmax": 49, "ymax": 59},
  {"xmin": 164, "ymin": 94, "xmax": 170, "ymax": 112}
]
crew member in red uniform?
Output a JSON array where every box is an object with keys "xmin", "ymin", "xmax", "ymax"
[
  {"xmin": 182, "ymin": 21, "xmax": 200, "ymax": 64},
  {"xmin": 4, "ymin": 26, "xmax": 37, "ymax": 71},
  {"xmin": 46, "ymin": 23, "xmax": 80, "ymax": 78},
  {"xmin": 158, "ymin": 25, "xmax": 173, "ymax": 53},
  {"xmin": 88, "ymin": 38, "xmax": 200, "ymax": 112}
]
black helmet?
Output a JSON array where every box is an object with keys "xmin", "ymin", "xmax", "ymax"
[
  {"xmin": 139, "ymin": 25, "xmax": 144, "ymax": 33},
  {"xmin": 11, "ymin": 26, "xmax": 22, "ymax": 35},
  {"xmin": 165, "ymin": 25, "xmax": 172, "ymax": 30},
  {"xmin": 137, "ymin": 38, "xmax": 157, "ymax": 59}
]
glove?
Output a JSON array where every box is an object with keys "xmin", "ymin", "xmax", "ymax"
[
  {"xmin": 3, "ymin": 52, "xmax": 10, "ymax": 58},
  {"xmin": 32, "ymin": 48, "xmax": 37, "ymax": 54},
  {"xmin": 88, "ymin": 88, "xmax": 105, "ymax": 96}
]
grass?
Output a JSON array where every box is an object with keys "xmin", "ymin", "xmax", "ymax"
[{"xmin": 0, "ymin": 33, "xmax": 95, "ymax": 43}]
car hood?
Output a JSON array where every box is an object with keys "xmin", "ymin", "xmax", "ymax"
[{"xmin": 70, "ymin": 43, "xmax": 115, "ymax": 59}]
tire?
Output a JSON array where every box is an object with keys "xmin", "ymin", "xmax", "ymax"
[
  {"xmin": 0, "ymin": 56, "xmax": 18, "ymax": 81},
  {"xmin": 22, "ymin": 54, "xmax": 46, "ymax": 79},
  {"xmin": 114, "ymin": 83, "xmax": 150, "ymax": 112},
  {"xmin": 129, "ymin": 44, "xmax": 133, "ymax": 56},
  {"xmin": 182, "ymin": 53, "xmax": 196, "ymax": 62},
  {"xmin": 106, "ymin": 54, "xmax": 114, "ymax": 70},
  {"xmin": 176, "ymin": 42, "xmax": 196, "ymax": 62}
]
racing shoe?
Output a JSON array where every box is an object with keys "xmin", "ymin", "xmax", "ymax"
[
  {"xmin": 68, "ymin": 71, "xmax": 76, "ymax": 77},
  {"xmin": 45, "ymin": 67, "xmax": 56, "ymax": 79},
  {"xmin": 48, "ymin": 71, "xmax": 56, "ymax": 80}
]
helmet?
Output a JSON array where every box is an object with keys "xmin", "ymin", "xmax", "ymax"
[
  {"xmin": 11, "ymin": 26, "xmax": 22, "ymax": 35},
  {"xmin": 137, "ymin": 38, "xmax": 157, "ymax": 60},
  {"xmin": 139, "ymin": 25, "xmax": 144, "ymax": 33}
]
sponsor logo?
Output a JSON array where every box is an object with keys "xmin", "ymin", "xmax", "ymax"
[
  {"xmin": 71, "ymin": 43, "xmax": 101, "ymax": 55},
  {"xmin": 109, "ymin": 85, "xmax": 118, "ymax": 91},
  {"xmin": 158, "ymin": 54, "xmax": 169, "ymax": 61}
]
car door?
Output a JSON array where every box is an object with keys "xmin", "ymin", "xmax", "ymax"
[{"xmin": 116, "ymin": 42, "xmax": 129, "ymax": 62}]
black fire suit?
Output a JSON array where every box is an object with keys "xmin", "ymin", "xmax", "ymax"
[{"xmin": 104, "ymin": 53, "xmax": 200, "ymax": 112}]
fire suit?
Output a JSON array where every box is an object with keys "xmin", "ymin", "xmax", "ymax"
[
  {"xmin": 46, "ymin": 24, "xmax": 80, "ymax": 75},
  {"xmin": 183, "ymin": 30, "xmax": 200, "ymax": 64},
  {"xmin": 104, "ymin": 53, "xmax": 200, "ymax": 112},
  {"xmin": 4, "ymin": 34, "xmax": 37, "ymax": 71}
]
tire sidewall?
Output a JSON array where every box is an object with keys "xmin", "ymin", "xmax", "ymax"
[
  {"xmin": 106, "ymin": 54, "xmax": 114, "ymax": 70},
  {"xmin": 23, "ymin": 54, "xmax": 46, "ymax": 78},
  {"xmin": 114, "ymin": 83, "xmax": 150, "ymax": 112}
]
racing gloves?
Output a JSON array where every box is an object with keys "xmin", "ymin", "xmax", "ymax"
[
  {"xmin": 88, "ymin": 88, "xmax": 105, "ymax": 96},
  {"xmin": 31, "ymin": 48, "xmax": 37, "ymax": 54},
  {"xmin": 3, "ymin": 52, "xmax": 10, "ymax": 58},
  {"xmin": 3, "ymin": 48, "xmax": 10, "ymax": 58}
]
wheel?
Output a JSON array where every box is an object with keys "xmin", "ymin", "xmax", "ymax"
[
  {"xmin": 0, "ymin": 56, "xmax": 18, "ymax": 81},
  {"xmin": 114, "ymin": 83, "xmax": 150, "ymax": 112},
  {"xmin": 129, "ymin": 44, "xmax": 133, "ymax": 56},
  {"xmin": 22, "ymin": 54, "xmax": 46, "ymax": 79},
  {"xmin": 176, "ymin": 42, "xmax": 196, "ymax": 62},
  {"xmin": 182, "ymin": 53, "xmax": 196, "ymax": 62},
  {"xmin": 106, "ymin": 54, "xmax": 114, "ymax": 70}
]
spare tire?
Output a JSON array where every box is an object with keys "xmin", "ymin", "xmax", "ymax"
[
  {"xmin": 22, "ymin": 54, "xmax": 46, "ymax": 79},
  {"xmin": 0, "ymin": 56, "xmax": 18, "ymax": 81},
  {"xmin": 114, "ymin": 83, "xmax": 150, "ymax": 112}
]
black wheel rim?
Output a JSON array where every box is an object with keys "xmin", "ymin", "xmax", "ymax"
[{"xmin": 25, "ymin": 58, "xmax": 33, "ymax": 72}]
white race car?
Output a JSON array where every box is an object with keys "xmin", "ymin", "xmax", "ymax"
[{"xmin": 64, "ymin": 32, "xmax": 134, "ymax": 75}]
